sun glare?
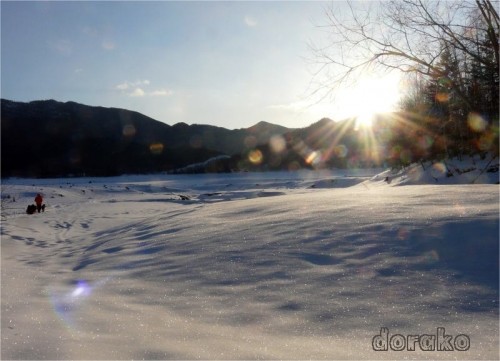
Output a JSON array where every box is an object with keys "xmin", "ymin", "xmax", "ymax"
[
  {"xmin": 355, "ymin": 111, "xmax": 374, "ymax": 129},
  {"xmin": 327, "ymin": 73, "xmax": 401, "ymax": 128},
  {"xmin": 302, "ymin": 73, "xmax": 402, "ymax": 167}
]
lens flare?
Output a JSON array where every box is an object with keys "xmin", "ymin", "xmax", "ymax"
[
  {"xmin": 467, "ymin": 113, "xmax": 487, "ymax": 132},
  {"xmin": 248, "ymin": 149, "xmax": 263, "ymax": 165},
  {"xmin": 432, "ymin": 162, "xmax": 447, "ymax": 175},
  {"xmin": 122, "ymin": 124, "xmax": 136, "ymax": 137},
  {"xmin": 149, "ymin": 143, "xmax": 164, "ymax": 155},
  {"xmin": 71, "ymin": 280, "xmax": 91, "ymax": 297},
  {"xmin": 306, "ymin": 151, "xmax": 321, "ymax": 166},
  {"xmin": 476, "ymin": 131, "xmax": 495, "ymax": 151},
  {"xmin": 269, "ymin": 135, "xmax": 286, "ymax": 154},
  {"xmin": 49, "ymin": 280, "xmax": 92, "ymax": 328},
  {"xmin": 435, "ymin": 92, "xmax": 450, "ymax": 103},
  {"xmin": 335, "ymin": 144, "xmax": 348, "ymax": 158},
  {"xmin": 48, "ymin": 279, "xmax": 107, "ymax": 329}
]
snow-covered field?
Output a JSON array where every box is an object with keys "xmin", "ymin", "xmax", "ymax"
[{"xmin": 1, "ymin": 162, "xmax": 498, "ymax": 359}]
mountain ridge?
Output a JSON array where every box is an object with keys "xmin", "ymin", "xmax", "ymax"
[
  {"xmin": 1, "ymin": 98, "xmax": 393, "ymax": 177},
  {"xmin": 1, "ymin": 99, "xmax": 295, "ymax": 177}
]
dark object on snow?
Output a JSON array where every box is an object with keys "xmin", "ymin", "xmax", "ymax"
[
  {"xmin": 487, "ymin": 164, "xmax": 499, "ymax": 173},
  {"xmin": 26, "ymin": 203, "xmax": 45, "ymax": 214},
  {"xmin": 178, "ymin": 194, "xmax": 190, "ymax": 200},
  {"xmin": 384, "ymin": 176, "xmax": 392, "ymax": 184},
  {"xmin": 35, "ymin": 193, "xmax": 43, "ymax": 212}
]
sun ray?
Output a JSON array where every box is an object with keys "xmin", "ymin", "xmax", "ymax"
[{"xmin": 323, "ymin": 117, "xmax": 357, "ymax": 161}]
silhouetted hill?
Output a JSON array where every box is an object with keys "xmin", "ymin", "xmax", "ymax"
[
  {"xmin": 1, "ymin": 99, "xmax": 292, "ymax": 177},
  {"xmin": 2, "ymin": 99, "xmax": 404, "ymax": 177},
  {"xmin": 234, "ymin": 117, "xmax": 390, "ymax": 171}
]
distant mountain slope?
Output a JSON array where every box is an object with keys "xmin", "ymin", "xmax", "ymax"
[
  {"xmin": 235, "ymin": 117, "xmax": 389, "ymax": 171},
  {"xmin": 2, "ymin": 99, "xmax": 409, "ymax": 177},
  {"xmin": 1, "ymin": 99, "xmax": 291, "ymax": 177}
]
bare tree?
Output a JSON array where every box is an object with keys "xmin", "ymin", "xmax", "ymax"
[
  {"xmin": 310, "ymin": 0, "xmax": 499, "ymax": 158},
  {"xmin": 310, "ymin": 0, "xmax": 499, "ymax": 109}
]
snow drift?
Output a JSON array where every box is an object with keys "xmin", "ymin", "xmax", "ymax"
[{"xmin": 1, "ymin": 164, "xmax": 498, "ymax": 359}]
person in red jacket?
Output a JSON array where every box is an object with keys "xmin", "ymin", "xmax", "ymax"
[{"xmin": 34, "ymin": 193, "xmax": 43, "ymax": 213}]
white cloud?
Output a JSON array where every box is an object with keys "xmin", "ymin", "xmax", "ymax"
[
  {"xmin": 244, "ymin": 15, "xmax": 257, "ymax": 27},
  {"xmin": 130, "ymin": 80, "xmax": 150, "ymax": 87},
  {"xmin": 116, "ymin": 80, "xmax": 172, "ymax": 98},
  {"xmin": 116, "ymin": 82, "xmax": 130, "ymax": 90},
  {"xmin": 150, "ymin": 89, "xmax": 173, "ymax": 97},
  {"xmin": 115, "ymin": 80, "xmax": 150, "ymax": 90},
  {"xmin": 130, "ymin": 88, "xmax": 145, "ymax": 97}
]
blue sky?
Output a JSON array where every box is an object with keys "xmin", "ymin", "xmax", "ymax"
[{"xmin": 1, "ymin": 1, "xmax": 401, "ymax": 129}]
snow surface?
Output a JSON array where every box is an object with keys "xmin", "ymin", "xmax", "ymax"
[{"xmin": 1, "ymin": 164, "xmax": 498, "ymax": 359}]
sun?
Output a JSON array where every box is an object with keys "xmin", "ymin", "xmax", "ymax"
[
  {"xmin": 355, "ymin": 111, "xmax": 374, "ymax": 129},
  {"xmin": 329, "ymin": 73, "xmax": 401, "ymax": 128}
]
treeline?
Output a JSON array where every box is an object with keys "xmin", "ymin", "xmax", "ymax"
[
  {"xmin": 396, "ymin": 0, "xmax": 499, "ymax": 162},
  {"xmin": 314, "ymin": 0, "xmax": 499, "ymax": 166}
]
